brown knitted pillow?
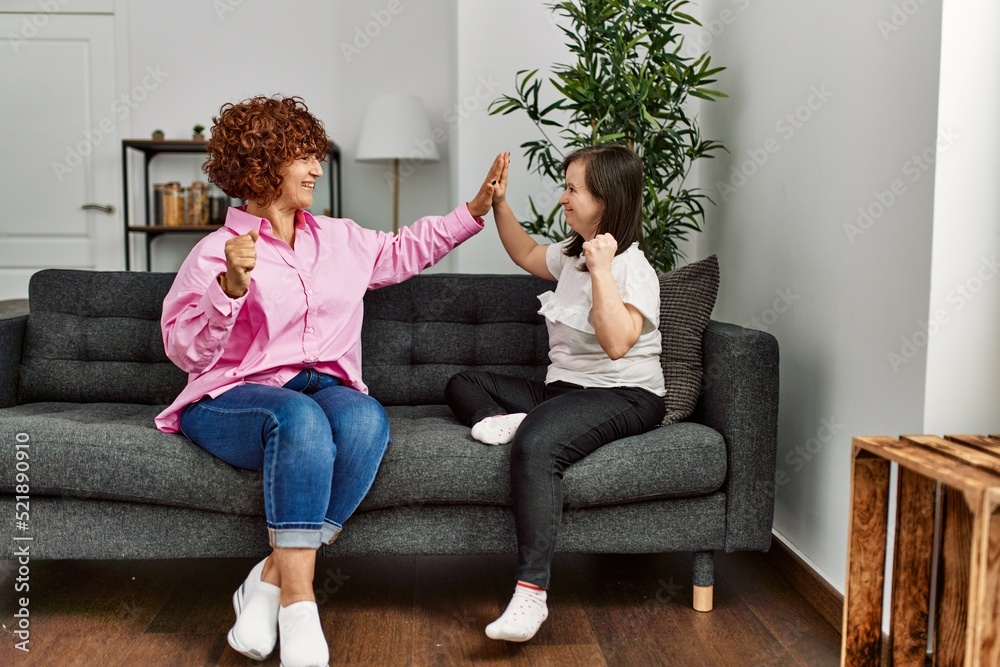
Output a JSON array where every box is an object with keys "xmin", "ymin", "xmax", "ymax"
[{"xmin": 658, "ymin": 255, "xmax": 720, "ymax": 424}]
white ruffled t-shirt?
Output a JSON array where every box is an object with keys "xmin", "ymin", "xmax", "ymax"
[{"xmin": 538, "ymin": 239, "xmax": 665, "ymax": 396}]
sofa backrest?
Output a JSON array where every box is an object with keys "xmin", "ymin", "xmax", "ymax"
[
  {"xmin": 20, "ymin": 270, "xmax": 186, "ymax": 405},
  {"xmin": 362, "ymin": 274, "xmax": 551, "ymax": 405},
  {"xmin": 19, "ymin": 270, "xmax": 551, "ymax": 407}
]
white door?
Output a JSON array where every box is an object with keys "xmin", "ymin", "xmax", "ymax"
[{"xmin": 0, "ymin": 12, "xmax": 121, "ymax": 300}]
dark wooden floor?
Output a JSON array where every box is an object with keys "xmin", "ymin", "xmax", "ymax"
[{"xmin": 0, "ymin": 551, "xmax": 840, "ymax": 666}]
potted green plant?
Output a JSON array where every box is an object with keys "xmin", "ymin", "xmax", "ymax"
[
  {"xmin": 192, "ymin": 124, "xmax": 206, "ymax": 141},
  {"xmin": 151, "ymin": 129, "xmax": 165, "ymax": 141},
  {"xmin": 489, "ymin": 0, "xmax": 726, "ymax": 272}
]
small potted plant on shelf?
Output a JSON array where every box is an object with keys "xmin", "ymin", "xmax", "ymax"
[
  {"xmin": 192, "ymin": 124, "xmax": 205, "ymax": 141},
  {"xmin": 151, "ymin": 129, "xmax": 165, "ymax": 141}
]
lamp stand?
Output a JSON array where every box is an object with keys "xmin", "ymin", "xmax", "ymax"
[{"xmin": 392, "ymin": 158, "xmax": 400, "ymax": 234}]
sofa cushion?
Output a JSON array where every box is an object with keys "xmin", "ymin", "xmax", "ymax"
[
  {"xmin": 0, "ymin": 403, "xmax": 727, "ymax": 515},
  {"xmin": 19, "ymin": 271, "xmax": 186, "ymax": 405},
  {"xmin": 659, "ymin": 255, "xmax": 720, "ymax": 425},
  {"xmin": 0, "ymin": 402, "xmax": 263, "ymax": 514},
  {"xmin": 371, "ymin": 406, "xmax": 728, "ymax": 510}
]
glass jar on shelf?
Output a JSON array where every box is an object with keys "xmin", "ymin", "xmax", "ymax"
[
  {"xmin": 187, "ymin": 181, "xmax": 209, "ymax": 226},
  {"xmin": 152, "ymin": 183, "xmax": 166, "ymax": 226},
  {"xmin": 162, "ymin": 182, "xmax": 186, "ymax": 227},
  {"xmin": 208, "ymin": 184, "xmax": 228, "ymax": 225}
]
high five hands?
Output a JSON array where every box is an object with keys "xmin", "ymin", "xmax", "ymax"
[{"xmin": 467, "ymin": 152, "xmax": 508, "ymax": 218}]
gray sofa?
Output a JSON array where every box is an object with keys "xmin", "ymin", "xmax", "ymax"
[{"xmin": 0, "ymin": 269, "xmax": 778, "ymax": 610}]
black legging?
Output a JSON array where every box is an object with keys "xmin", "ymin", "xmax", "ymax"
[{"xmin": 445, "ymin": 370, "xmax": 665, "ymax": 588}]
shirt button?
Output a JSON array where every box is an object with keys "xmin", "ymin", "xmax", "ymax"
[
  {"xmin": 309, "ymin": 355, "xmax": 316, "ymax": 361},
  {"xmin": 307, "ymin": 327, "xmax": 314, "ymax": 333},
  {"xmin": 307, "ymin": 289, "xmax": 314, "ymax": 295}
]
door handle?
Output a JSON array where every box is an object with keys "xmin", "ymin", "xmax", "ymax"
[{"xmin": 82, "ymin": 203, "xmax": 116, "ymax": 214}]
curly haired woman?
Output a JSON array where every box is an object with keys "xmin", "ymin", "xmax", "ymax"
[{"xmin": 155, "ymin": 95, "xmax": 501, "ymax": 667}]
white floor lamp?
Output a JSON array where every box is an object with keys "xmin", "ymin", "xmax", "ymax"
[{"xmin": 356, "ymin": 94, "xmax": 440, "ymax": 233}]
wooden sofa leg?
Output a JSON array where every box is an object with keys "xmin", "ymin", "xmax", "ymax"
[
  {"xmin": 692, "ymin": 551, "xmax": 714, "ymax": 612},
  {"xmin": 693, "ymin": 585, "xmax": 714, "ymax": 612}
]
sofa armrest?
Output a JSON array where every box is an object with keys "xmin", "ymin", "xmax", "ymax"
[
  {"xmin": 0, "ymin": 314, "xmax": 27, "ymax": 409},
  {"xmin": 692, "ymin": 320, "xmax": 779, "ymax": 552}
]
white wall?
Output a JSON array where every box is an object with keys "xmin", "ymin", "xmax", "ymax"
[
  {"xmin": 697, "ymin": 0, "xmax": 943, "ymax": 589},
  {"xmin": 923, "ymin": 0, "xmax": 1000, "ymax": 434},
  {"xmin": 453, "ymin": 0, "xmax": 572, "ymax": 274},
  {"xmin": 332, "ymin": 0, "xmax": 454, "ymax": 246}
]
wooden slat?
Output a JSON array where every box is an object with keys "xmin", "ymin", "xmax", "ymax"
[
  {"xmin": 935, "ymin": 487, "xmax": 975, "ymax": 666},
  {"xmin": 946, "ymin": 435, "xmax": 1000, "ymax": 459},
  {"xmin": 902, "ymin": 435, "xmax": 1000, "ymax": 477},
  {"xmin": 974, "ymin": 493, "xmax": 1000, "ymax": 665},
  {"xmin": 963, "ymin": 488, "xmax": 989, "ymax": 666},
  {"xmin": 854, "ymin": 436, "xmax": 1000, "ymax": 492},
  {"xmin": 841, "ymin": 446, "xmax": 891, "ymax": 666},
  {"xmin": 889, "ymin": 468, "xmax": 936, "ymax": 667}
]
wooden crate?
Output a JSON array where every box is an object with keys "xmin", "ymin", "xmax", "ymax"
[{"xmin": 842, "ymin": 435, "xmax": 1000, "ymax": 666}]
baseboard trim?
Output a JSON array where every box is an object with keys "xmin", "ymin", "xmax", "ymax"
[{"xmin": 761, "ymin": 535, "xmax": 843, "ymax": 632}]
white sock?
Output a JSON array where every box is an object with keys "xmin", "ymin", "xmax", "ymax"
[
  {"xmin": 485, "ymin": 581, "xmax": 548, "ymax": 642},
  {"xmin": 470, "ymin": 413, "xmax": 527, "ymax": 445},
  {"xmin": 278, "ymin": 601, "xmax": 329, "ymax": 667}
]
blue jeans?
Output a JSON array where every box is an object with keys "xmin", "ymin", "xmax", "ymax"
[{"xmin": 179, "ymin": 370, "xmax": 390, "ymax": 549}]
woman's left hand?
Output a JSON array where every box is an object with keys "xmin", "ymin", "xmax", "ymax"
[
  {"xmin": 467, "ymin": 152, "xmax": 505, "ymax": 217},
  {"xmin": 582, "ymin": 233, "xmax": 618, "ymax": 272}
]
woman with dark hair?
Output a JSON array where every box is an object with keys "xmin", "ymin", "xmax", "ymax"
[
  {"xmin": 445, "ymin": 146, "xmax": 666, "ymax": 642},
  {"xmin": 156, "ymin": 95, "xmax": 501, "ymax": 667}
]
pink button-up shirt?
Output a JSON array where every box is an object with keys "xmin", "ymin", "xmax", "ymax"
[{"xmin": 155, "ymin": 204, "xmax": 484, "ymax": 433}]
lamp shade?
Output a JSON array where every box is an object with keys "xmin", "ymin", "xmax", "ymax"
[{"xmin": 355, "ymin": 94, "xmax": 440, "ymax": 162}]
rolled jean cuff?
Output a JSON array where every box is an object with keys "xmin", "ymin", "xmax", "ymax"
[
  {"xmin": 269, "ymin": 527, "xmax": 323, "ymax": 549},
  {"xmin": 321, "ymin": 520, "xmax": 342, "ymax": 545}
]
